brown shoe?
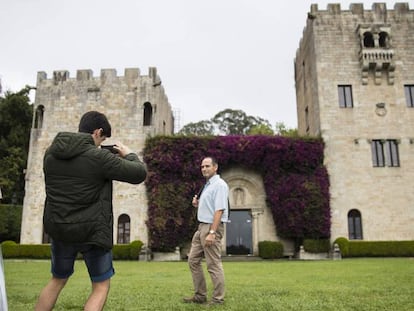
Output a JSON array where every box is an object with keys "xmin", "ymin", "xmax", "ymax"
[{"xmin": 183, "ymin": 296, "xmax": 207, "ymax": 304}]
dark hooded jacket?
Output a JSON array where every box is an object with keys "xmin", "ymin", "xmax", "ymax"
[{"xmin": 43, "ymin": 132, "xmax": 147, "ymax": 250}]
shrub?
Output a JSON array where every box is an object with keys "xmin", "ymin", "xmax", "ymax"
[
  {"xmin": 18, "ymin": 244, "xmax": 51, "ymax": 259},
  {"xmin": 333, "ymin": 237, "xmax": 349, "ymax": 257},
  {"xmin": 129, "ymin": 240, "xmax": 144, "ymax": 259},
  {"xmin": 1, "ymin": 241, "xmax": 50, "ymax": 259},
  {"xmin": 0, "ymin": 204, "xmax": 22, "ymax": 242},
  {"xmin": 258, "ymin": 241, "xmax": 284, "ymax": 259},
  {"xmin": 331, "ymin": 238, "xmax": 414, "ymax": 257},
  {"xmin": 112, "ymin": 244, "xmax": 131, "ymax": 260},
  {"xmin": 348, "ymin": 240, "xmax": 414, "ymax": 257},
  {"xmin": 303, "ymin": 238, "xmax": 330, "ymax": 253},
  {"xmin": 1, "ymin": 241, "xmax": 143, "ymax": 260},
  {"xmin": 1, "ymin": 240, "xmax": 19, "ymax": 258}
]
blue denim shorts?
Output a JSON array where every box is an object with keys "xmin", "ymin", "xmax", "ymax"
[{"xmin": 51, "ymin": 240, "xmax": 115, "ymax": 282}]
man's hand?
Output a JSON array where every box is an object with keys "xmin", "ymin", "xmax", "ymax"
[
  {"xmin": 113, "ymin": 142, "xmax": 133, "ymax": 158},
  {"xmin": 192, "ymin": 195, "xmax": 199, "ymax": 208},
  {"xmin": 205, "ymin": 233, "xmax": 215, "ymax": 247}
]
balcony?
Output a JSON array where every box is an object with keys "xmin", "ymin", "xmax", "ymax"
[{"xmin": 359, "ymin": 48, "xmax": 395, "ymax": 85}]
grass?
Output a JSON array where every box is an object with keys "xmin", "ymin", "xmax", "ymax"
[{"xmin": 4, "ymin": 258, "xmax": 414, "ymax": 310}]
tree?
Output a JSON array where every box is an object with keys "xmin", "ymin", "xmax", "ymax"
[
  {"xmin": 212, "ymin": 109, "xmax": 272, "ymax": 135},
  {"xmin": 177, "ymin": 109, "xmax": 297, "ymax": 137},
  {"xmin": 274, "ymin": 122, "xmax": 298, "ymax": 137},
  {"xmin": 177, "ymin": 120, "xmax": 214, "ymax": 136},
  {"xmin": 247, "ymin": 124, "xmax": 274, "ymax": 135},
  {"xmin": 0, "ymin": 86, "xmax": 33, "ymax": 204}
]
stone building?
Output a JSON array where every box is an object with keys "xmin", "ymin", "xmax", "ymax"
[
  {"xmin": 21, "ymin": 3, "xmax": 413, "ymax": 257},
  {"xmin": 20, "ymin": 67, "xmax": 174, "ymax": 246},
  {"xmin": 19, "ymin": 66, "xmax": 285, "ymax": 257},
  {"xmin": 295, "ymin": 3, "xmax": 414, "ymax": 241}
]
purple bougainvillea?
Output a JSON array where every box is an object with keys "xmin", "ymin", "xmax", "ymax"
[{"xmin": 143, "ymin": 135, "xmax": 330, "ymax": 252}]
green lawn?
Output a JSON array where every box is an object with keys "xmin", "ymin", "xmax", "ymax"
[{"xmin": 4, "ymin": 258, "xmax": 414, "ymax": 310}]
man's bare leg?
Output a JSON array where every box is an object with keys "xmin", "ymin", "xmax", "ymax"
[
  {"xmin": 34, "ymin": 277, "xmax": 67, "ymax": 311},
  {"xmin": 84, "ymin": 279, "xmax": 110, "ymax": 311}
]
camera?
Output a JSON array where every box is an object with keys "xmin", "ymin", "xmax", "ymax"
[{"xmin": 101, "ymin": 144, "xmax": 118, "ymax": 154}]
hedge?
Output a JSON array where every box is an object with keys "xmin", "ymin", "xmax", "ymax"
[
  {"xmin": 258, "ymin": 241, "xmax": 284, "ymax": 259},
  {"xmin": 333, "ymin": 238, "xmax": 414, "ymax": 257},
  {"xmin": 1, "ymin": 240, "xmax": 143, "ymax": 260},
  {"xmin": 303, "ymin": 238, "xmax": 330, "ymax": 253}
]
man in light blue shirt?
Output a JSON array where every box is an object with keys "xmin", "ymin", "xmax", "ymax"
[{"xmin": 184, "ymin": 156, "xmax": 229, "ymax": 306}]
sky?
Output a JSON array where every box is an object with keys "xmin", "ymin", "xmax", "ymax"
[{"xmin": 1, "ymin": 0, "xmax": 412, "ymax": 131}]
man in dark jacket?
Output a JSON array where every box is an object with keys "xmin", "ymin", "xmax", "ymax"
[{"xmin": 35, "ymin": 111, "xmax": 147, "ymax": 311}]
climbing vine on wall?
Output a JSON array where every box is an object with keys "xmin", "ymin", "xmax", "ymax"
[{"xmin": 143, "ymin": 135, "xmax": 330, "ymax": 252}]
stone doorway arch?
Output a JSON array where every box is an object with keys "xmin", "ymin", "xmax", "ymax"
[{"xmin": 221, "ymin": 167, "xmax": 277, "ymax": 256}]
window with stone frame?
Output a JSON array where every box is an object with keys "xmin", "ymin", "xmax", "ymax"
[
  {"xmin": 348, "ymin": 209, "xmax": 363, "ymax": 240},
  {"xmin": 338, "ymin": 85, "xmax": 353, "ymax": 108},
  {"xmin": 404, "ymin": 85, "xmax": 414, "ymax": 107},
  {"xmin": 363, "ymin": 32, "xmax": 375, "ymax": 48},
  {"xmin": 384, "ymin": 139, "xmax": 400, "ymax": 167},
  {"xmin": 371, "ymin": 139, "xmax": 400, "ymax": 167},
  {"xmin": 143, "ymin": 102, "xmax": 153, "ymax": 126},
  {"xmin": 117, "ymin": 214, "xmax": 131, "ymax": 244}
]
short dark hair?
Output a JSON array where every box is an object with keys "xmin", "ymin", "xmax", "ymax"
[
  {"xmin": 203, "ymin": 156, "xmax": 218, "ymax": 166},
  {"xmin": 78, "ymin": 111, "xmax": 112, "ymax": 137}
]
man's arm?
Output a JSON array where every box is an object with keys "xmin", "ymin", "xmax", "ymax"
[
  {"xmin": 205, "ymin": 210, "xmax": 223, "ymax": 246},
  {"xmin": 210, "ymin": 210, "xmax": 224, "ymax": 232},
  {"xmin": 102, "ymin": 142, "xmax": 147, "ymax": 184}
]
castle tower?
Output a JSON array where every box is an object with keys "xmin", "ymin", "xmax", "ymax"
[
  {"xmin": 20, "ymin": 67, "xmax": 174, "ymax": 246},
  {"xmin": 295, "ymin": 3, "xmax": 414, "ymax": 241}
]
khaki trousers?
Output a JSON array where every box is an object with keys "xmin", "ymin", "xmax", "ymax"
[{"xmin": 188, "ymin": 222, "xmax": 225, "ymax": 302}]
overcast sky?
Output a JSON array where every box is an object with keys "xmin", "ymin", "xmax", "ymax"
[{"xmin": 1, "ymin": 0, "xmax": 411, "ymax": 130}]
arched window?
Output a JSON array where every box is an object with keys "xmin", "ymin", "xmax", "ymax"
[
  {"xmin": 363, "ymin": 32, "xmax": 375, "ymax": 48},
  {"xmin": 117, "ymin": 214, "xmax": 131, "ymax": 244},
  {"xmin": 379, "ymin": 32, "xmax": 389, "ymax": 48},
  {"xmin": 34, "ymin": 105, "xmax": 45, "ymax": 129},
  {"xmin": 143, "ymin": 102, "xmax": 153, "ymax": 126},
  {"xmin": 348, "ymin": 209, "xmax": 363, "ymax": 240}
]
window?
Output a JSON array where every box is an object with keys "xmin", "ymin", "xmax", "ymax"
[
  {"xmin": 143, "ymin": 102, "xmax": 153, "ymax": 126},
  {"xmin": 305, "ymin": 106, "xmax": 310, "ymax": 133},
  {"xmin": 384, "ymin": 140, "xmax": 400, "ymax": 167},
  {"xmin": 379, "ymin": 32, "xmax": 389, "ymax": 48},
  {"xmin": 348, "ymin": 209, "xmax": 363, "ymax": 240},
  {"xmin": 42, "ymin": 229, "xmax": 51, "ymax": 244},
  {"xmin": 338, "ymin": 85, "xmax": 353, "ymax": 108},
  {"xmin": 117, "ymin": 214, "xmax": 131, "ymax": 244},
  {"xmin": 405, "ymin": 85, "xmax": 414, "ymax": 107},
  {"xmin": 35, "ymin": 105, "xmax": 45, "ymax": 129},
  {"xmin": 371, "ymin": 140, "xmax": 385, "ymax": 167},
  {"xmin": 371, "ymin": 139, "xmax": 400, "ymax": 167},
  {"xmin": 363, "ymin": 32, "xmax": 375, "ymax": 48}
]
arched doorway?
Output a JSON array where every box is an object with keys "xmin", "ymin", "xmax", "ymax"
[{"xmin": 222, "ymin": 167, "xmax": 276, "ymax": 256}]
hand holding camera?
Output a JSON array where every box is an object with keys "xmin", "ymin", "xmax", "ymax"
[{"xmin": 101, "ymin": 142, "xmax": 133, "ymax": 158}]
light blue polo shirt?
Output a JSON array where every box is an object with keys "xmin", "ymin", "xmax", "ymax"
[{"xmin": 197, "ymin": 174, "xmax": 229, "ymax": 223}]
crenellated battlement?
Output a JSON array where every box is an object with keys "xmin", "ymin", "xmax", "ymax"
[
  {"xmin": 297, "ymin": 2, "xmax": 413, "ymax": 86},
  {"xmin": 308, "ymin": 2, "xmax": 411, "ymax": 18},
  {"xmin": 304, "ymin": 3, "xmax": 413, "ymax": 30},
  {"xmin": 37, "ymin": 67, "xmax": 161, "ymax": 86}
]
